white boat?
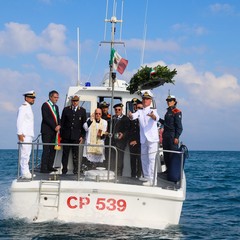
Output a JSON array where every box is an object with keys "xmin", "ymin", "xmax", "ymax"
[{"xmin": 10, "ymin": 3, "xmax": 186, "ymax": 230}]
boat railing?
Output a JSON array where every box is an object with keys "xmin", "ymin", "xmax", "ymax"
[
  {"xmin": 17, "ymin": 141, "xmax": 185, "ymax": 189},
  {"xmin": 157, "ymin": 148, "xmax": 185, "ymax": 189},
  {"xmin": 17, "ymin": 141, "xmax": 118, "ymax": 182}
]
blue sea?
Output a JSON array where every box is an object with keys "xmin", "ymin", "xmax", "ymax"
[{"xmin": 0, "ymin": 150, "xmax": 239, "ymax": 239}]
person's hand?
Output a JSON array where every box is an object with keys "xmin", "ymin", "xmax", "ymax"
[
  {"xmin": 130, "ymin": 140, "xmax": 137, "ymax": 146},
  {"xmin": 118, "ymin": 132, "xmax": 123, "ymax": 140},
  {"xmin": 55, "ymin": 125, "xmax": 61, "ymax": 131},
  {"xmin": 18, "ymin": 134, "xmax": 25, "ymax": 142},
  {"xmin": 174, "ymin": 138, "xmax": 179, "ymax": 145},
  {"xmin": 128, "ymin": 111, "xmax": 133, "ymax": 119},
  {"xmin": 97, "ymin": 129, "xmax": 102, "ymax": 138},
  {"xmin": 147, "ymin": 111, "xmax": 156, "ymax": 120},
  {"xmin": 90, "ymin": 113, "xmax": 95, "ymax": 121},
  {"xmin": 79, "ymin": 137, "xmax": 83, "ymax": 144}
]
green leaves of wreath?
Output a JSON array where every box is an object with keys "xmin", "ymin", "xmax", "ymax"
[{"xmin": 127, "ymin": 65, "xmax": 177, "ymax": 94}]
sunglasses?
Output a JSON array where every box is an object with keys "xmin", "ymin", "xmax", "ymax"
[
  {"xmin": 115, "ymin": 108, "xmax": 122, "ymax": 111},
  {"xmin": 72, "ymin": 100, "xmax": 79, "ymax": 102},
  {"xmin": 95, "ymin": 113, "xmax": 101, "ymax": 115}
]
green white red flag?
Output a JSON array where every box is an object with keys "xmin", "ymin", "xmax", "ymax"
[{"xmin": 110, "ymin": 48, "xmax": 128, "ymax": 74}]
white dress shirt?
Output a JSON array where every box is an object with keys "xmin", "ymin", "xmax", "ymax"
[
  {"xmin": 17, "ymin": 101, "xmax": 34, "ymax": 137},
  {"xmin": 131, "ymin": 106, "xmax": 159, "ymax": 143}
]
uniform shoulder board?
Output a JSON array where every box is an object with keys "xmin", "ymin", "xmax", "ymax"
[
  {"xmin": 150, "ymin": 107, "xmax": 156, "ymax": 110},
  {"xmin": 22, "ymin": 103, "xmax": 27, "ymax": 106},
  {"xmin": 172, "ymin": 108, "xmax": 181, "ymax": 114}
]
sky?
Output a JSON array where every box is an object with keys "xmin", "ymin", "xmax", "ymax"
[{"xmin": 0, "ymin": 0, "xmax": 240, "ymax": 151}]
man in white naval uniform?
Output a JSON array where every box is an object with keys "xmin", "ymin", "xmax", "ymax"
[
  {"xmin": 128, "ymin": 90, "xmax": 159, "ymax": 186},
  {"xmin": 17, "ymin": 90, "xmax": 36, "ymax": 179}
]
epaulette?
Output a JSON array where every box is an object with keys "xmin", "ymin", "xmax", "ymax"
[
  {"xmin": 150, "ymin": 107, "xmax": 156, "ymax": 110},
  {"xmin": 172, "ymin": 108, "xmax": 181, "ymax": 114},
  {"xmin": 22, "ymin": 103, "xmax": 27, "ymax": 106}
]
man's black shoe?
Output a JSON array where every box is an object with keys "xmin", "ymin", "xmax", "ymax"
[
  {"xmin": 48, "ymin": 167, "xmax": 58, "ymax": 172},
  {"xmin": 40, "ymin": 169, "xmax": 50, "ymax": 173}
]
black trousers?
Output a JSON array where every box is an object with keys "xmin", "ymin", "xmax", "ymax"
[
  {"xmin": 41, "ymin": 133, "xmax": 56, "ymax": 171},
  {"xmin": 162, "ymin": 134, "xmax": 179, "ymax": 167},
  {"xmin": 110, "ymin": 144, "xmax": 125, "ymax": 176},
  {"xmin": 129, "ymin": 144, "xmax": 142, "ymax": 178},
  {"xmin": 61, "ymin": 139, "xmax": 80, "ymax": 174}
]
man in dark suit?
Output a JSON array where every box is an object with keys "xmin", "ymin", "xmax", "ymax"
[
  {"xmin": 129, "ymin": 98, "xmax": 143, "ymax": 178},
  {"xmin": 40, "ymin": 90, "xmax": 61, "ymax": 173},
  {"xmin": 60, "ymin": 95, "xmax": 86, "ymax": 174},
  {"xmin": 111, "ymin": 103, "xmax": 130, "ymax": 176}
]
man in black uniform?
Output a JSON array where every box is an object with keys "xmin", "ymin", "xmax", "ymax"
[
  {"xmin": 60, "ymin": 95, "xmax": 86, "ymax": 174},
  {"xmin": 40, "ymin": 90, "xmax": 61, "ymax": 173},
  {"xmin": 159, "ymin": 95, "xmax": 183, "ymax": 181},
  {"xmin": 99, "ymin": 101, "xmax": 111, "ymax": 122},
  {"xmin": 99, "ymin": 101, "xmax": 111, "ymax": 168},
  {"xmin": 111, "ymin": 103, "xmax": 130, "ymax": 176},
  {"xmin": 129, "ymin": 98, "xmax": 143, "ymax": 178}
]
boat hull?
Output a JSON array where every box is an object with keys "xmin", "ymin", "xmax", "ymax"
[{"xmin": 10, "ymin": 178, "xmax": 185, "ymax": 229}]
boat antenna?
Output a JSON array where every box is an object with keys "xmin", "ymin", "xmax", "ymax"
[
  {"xmin": 119, "ymin": 0, "xmax": 124, "ymax": 40},
  {"xmin": 77, "ymin": 27, "xmax": 81, "ymax": 86},
  {"xmin": 100, "ymin": 1, "xmax": 124, "ymax": 176},
  {"xmin": 140, "ymin": 0, "xmax": 149, "ymax": 66},
  {"xmin": 104, "ymin": 0, "xmax": 109, "ymax": 41}
]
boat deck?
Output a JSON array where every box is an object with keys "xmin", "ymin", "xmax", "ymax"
[{"xmin": 17, "ymin": 168, "xmax": 181, "ymax": 190}]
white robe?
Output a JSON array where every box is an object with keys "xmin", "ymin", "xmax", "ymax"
[{"xmin": 83, "ymin": 118, "xmax": 108, "ymax": 163}]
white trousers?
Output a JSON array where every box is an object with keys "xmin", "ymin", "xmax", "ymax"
[
  {"xmin": 141, "ymin": 140, "xmax": 158, "ymax": 182},
  {"xmin": 20, "ymin": 136, "xmax": 33, "ymax": 175}
]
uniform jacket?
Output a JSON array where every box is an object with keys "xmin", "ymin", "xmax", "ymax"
[
  {"xmin": 159, "ymin": 106, "xmax": 183, "ymax": 139},
  {"xmin": 41, "ymin": 101, "xmax": 60, "ymax": 135},
  {"xmin": 60, "ymin": 106, "xmax": 86, "ymax": 140},
  {"xmin": 129, "ymin": 119, "xmax": 140, "ymax": 144},
  {"xmin": 112, "ymin": 114, "xmax": 130, "ymax": 149},
  {"xmin": 131, "ymin": 106, "xmax": 159, "ymax": 143},
  {"xmin": 17, "ymin": 101, "xmax": 34, "ymax": 137}
]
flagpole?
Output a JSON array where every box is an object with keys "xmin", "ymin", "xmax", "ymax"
[
  {"xmin": 77, "ymin": 27, "xmax": 80, "ymax": 86},
  {"xmin": 102, "ymin": 4, "xmax": 123, "ymax": 177}
]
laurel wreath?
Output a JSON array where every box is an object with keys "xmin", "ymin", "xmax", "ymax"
[{"xmin": 127, "ymin": 65, "xmax": 177, "ymax": 94}]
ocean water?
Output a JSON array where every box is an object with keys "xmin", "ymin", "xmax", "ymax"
[{"xmin": 0, "ymin": 150, "xmax": 239, "ymax": 239}]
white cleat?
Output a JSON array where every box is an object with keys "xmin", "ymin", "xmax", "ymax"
[
  {"xmin": 139, "ymin": 177, "xmax": 148, "ymax": 182},
  {"xmin": 21, "ymin": 173, "xmax": 36, "ymax": 179},
  {"xmin": 142, "ymin": 180, "xmax": 157, "ymax": 186}
]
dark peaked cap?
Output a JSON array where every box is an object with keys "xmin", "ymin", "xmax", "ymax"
[
  {"xmin": 131, "ymin": 98, "xmax": 142, "ymax": 104},
  {"xmin": 113, "ymin": 103, "xmax": 123, "ymax": 108},
  {"xmin": 99, "ymin": 101, "xmax": 110, "ymax": 108}
]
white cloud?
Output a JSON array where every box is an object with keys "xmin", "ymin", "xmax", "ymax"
[
  {"xmin": 37, "ymin": 53, "xmax": 78, "ymax": 83},
  {"xmin": 40, "ymin": 23, "xmax": 67, "ymax": 54},
  {"xmin": 0, "ymin": 68, "xmax": 41, "ymax": 112},
  {"xmin": 0, "ymin": 22, "xmax": 39, "ymax": 54},
  {"xmin": 172, "ymin": 23, "xmax": 207, "ymax": 36},
  {"xmin": 130, "ymin": 60, "xmax": 240, "ymax": 109},
  {"xmin": 0, "ymin": 22, "xmax": 68, "ymax": 55},
  {"xmin": 126, "ymin": 38, "xmax": 180, "ymax": 52},
  {"xmin": 209, "ymin": 3, "xmax": 234, "ymax": 15},
  {"xmin": 172, "ymin": 62, "xmax": 240, "ymax": 108}
]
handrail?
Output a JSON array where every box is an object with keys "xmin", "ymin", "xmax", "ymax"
[
  {"xmin": 17, "ymin": 141, "xmax": 185, "ymax": 188},
  {"xmin": 17, "ymin": 141, "xmax": 118, "ymax": 182}
]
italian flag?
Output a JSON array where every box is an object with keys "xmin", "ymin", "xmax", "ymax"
[
  {"xmin": 110, "ymin": 48, "xmax": 128, "ymax": 74},
  {"xmin": 150, "ymin": 68, "xmax": 156, "ymax": 76}
]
